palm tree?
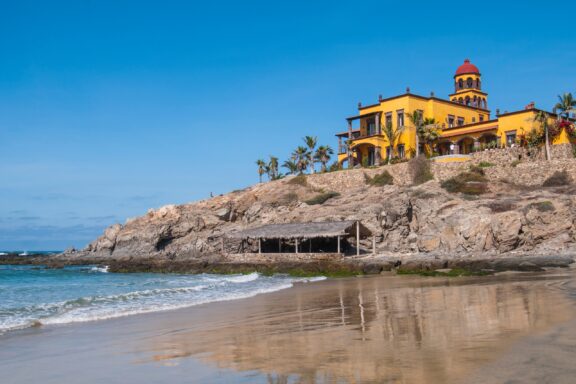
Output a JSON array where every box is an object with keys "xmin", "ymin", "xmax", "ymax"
[
  {"xmin": 282, "ymin": 159, "xmax": 298, "ymax": 175},
  {"xmin": 314, "ymin": 145, "xmax": 334, "ymax": 172},
  {"xmin": 421, "ymin": 117, "xmax": 441, "ymax": 153},
  {"xmin": 303, "ymin": 136, "xmax": 317, "ymax": 173},
  {"xmin": 256, "ymin": 159, "xmax": 267, "ymax": 183},
  {"xmin": 381, "ymin": 122, "xmax": 405, "ymax": 161},
  {"xmin": 554, "ymin": 92, "xmax": 576, "ymax": 119},
  {"xmin": 406, "ymin": 110, "xmax": 424, "ymax": 157},
  {"xmin": 533, "ymin": 110, "xmax": 552, "ymax": 161},
  {"xmin": 291, "ymin": 146, "xmax": 310, "ymax": 174},
  {"xmin": 268, "ymin": 156, "xmax": 279, "ymax": 180}
]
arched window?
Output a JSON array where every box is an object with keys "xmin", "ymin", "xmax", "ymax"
[
  {"xmin": 458, "ymin": 97, "xmax": 464, "ymax": 104},
  {"xmin": 483, "ymin": 98, "xmax": 487, "ymax": 109},
  {"xmin": 476, "ymin": 79, "xmax": 481, "ymax": 89},
  {"xmin": 458, "ymin": 79, "xmax": 464, "ymax": 89},
  {"xmin": 465, "ymin": 96, "xmax": 471, "ymax": 106},
  {"xmin": 452, "ymin": 98, "xmax": 457, "ymax": 102},
  {"xmin": 473, "ymin": 96, "xmax": 477, "ymax": 107},
  {"xmin": 466, "ymin": 78, "xmax": 473, "ymax": 88}
]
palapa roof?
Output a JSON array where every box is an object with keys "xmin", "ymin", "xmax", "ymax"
[{"xmin": 226, "ymin": 220, "xmax": 371, "ymax": 240}]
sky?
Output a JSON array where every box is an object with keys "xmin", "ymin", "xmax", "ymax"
[{"xmin": 1, "ymin": 0, "xmax": 575, "ymax": 250}]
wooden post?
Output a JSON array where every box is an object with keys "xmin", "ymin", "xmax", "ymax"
[
  {"xmin": 356, "ymin": 221, "xmax": 360, "ymax": 256},
  {"xmin": 372, "ymin": 236, "xmax": 376, "ymax": 255},
  {"xmin": 258, "ymin": 238, "xmax": 262, "ymax": 254},
  {"xmin": 337, "ymin": 235, "xmax": 341, "ymax": 254},
  {"xmin": 295, "ymin": 238, "xmax": 299, "ymax": 254}
]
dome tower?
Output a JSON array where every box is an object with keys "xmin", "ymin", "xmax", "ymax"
[{"xmin": 450, "ymin": 59, "xmax": 488, "ymax": 110}]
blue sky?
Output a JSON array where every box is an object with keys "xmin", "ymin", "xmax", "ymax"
[{"xmin": 1, "ymin": 0, "xmax": 575, "ymax": 250}]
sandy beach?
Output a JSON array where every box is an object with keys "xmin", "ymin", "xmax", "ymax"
[{"xmin": 2, "ymin": 268, "xmax": 576, "ymax": 384}]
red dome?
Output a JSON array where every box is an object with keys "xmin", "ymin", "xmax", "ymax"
[{"xmin": 455, "ymin": 59, "xmax": 480, "ymax": 76}]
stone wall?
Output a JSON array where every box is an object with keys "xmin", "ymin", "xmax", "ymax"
[
  {"xmin": 470, "ymin": 143, "xmax": 574, "ymax": 165},
  {"xmin": 301, "ymin": 146, "xmax": 576, "ymax": 192}
]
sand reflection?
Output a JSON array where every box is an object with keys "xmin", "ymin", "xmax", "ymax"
[{"xmin": 144, "ymin": 273, "xmax": 576, "ymax": 383}]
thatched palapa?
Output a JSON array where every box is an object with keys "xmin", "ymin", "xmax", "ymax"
[{"xmin": 227, "ymin": 221, "xmax": 371, "ymax": 240}]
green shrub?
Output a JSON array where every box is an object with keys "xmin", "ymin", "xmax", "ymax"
[
  {"xmin": 409, "ymin": 155, "xmax": 434, "ymax": 185},
  {"xmin": 304, "ymin": 191, "xmax": 340, "ymax": 205},
  {"xmin": 441, "ymin": 172, "xmax": 488, "ymax": 195},
  {"xmin": 542, "ymin": 170, "xmax": 572, "ymax": 187},
  {"xmin": 365, "ymin": 171, "xmax": 394, "ymax": 186},
  {"xmin": 287, "ymin": 174, "xmax": 308, "ymax": 186},
  {"xmin": 477, "ymin": 161, "xmax": 495, "ymax": 168},
  {"xmin": 390, "ymin": 157, "xmax": 408, "ymax": 165},
  {"xmin": 525, "ymin": 201, "xmax": 555, "ymax": 213}
]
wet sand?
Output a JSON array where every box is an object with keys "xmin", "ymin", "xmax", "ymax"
[{"xmin": 2, "ymin": 269, "xmax": 576, "ymax": 383}]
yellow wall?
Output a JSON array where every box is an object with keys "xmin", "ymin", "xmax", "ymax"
[{"xmin": 352, "ymin": 95, "xmax": 492, "ymax": 161}]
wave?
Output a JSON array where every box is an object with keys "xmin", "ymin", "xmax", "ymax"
[
  {"xmin": 0, "ymin": 271, "xmax": 326, "ymax": 334},
  {"xmin": 90, "ymin": 266, "xmax": 109, "ymax": 273}
]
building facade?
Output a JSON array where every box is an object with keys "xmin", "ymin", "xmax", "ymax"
[{"xmin": 337, "ymin": 59, "xmax": 573, "ymax": 166}]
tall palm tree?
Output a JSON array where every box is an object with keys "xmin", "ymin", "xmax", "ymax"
[
  {"xmin": 256, "ymin": 159, "xmax": 267, "ymax": 183},
  {"xmin": 554, "ymin": 92, "xmax": 576, "ymax": 119},
  {"xmin": 314, "ymin": 145, "xmax": 334, "ymax": 172},
  {"xmin": 381, "ymin": 122, "xmax": 405, "ymax": 161},
  {"xmin": 406, "ymin": 110, "xmax": 424, "ymax": 157},
  {"xmin": 268, "ymin": 156, "xmax": 279, "ymax": 180},
  {"xmin": 282, "ymin": 159, "xmax": 298, "ymax": 175},
  {"xmin": 533, "ymin": 110, "xmax": 552, "ymax": 161},
  {"xmin": 303, "ymin": 136, "xmax": 317, "ymax": 173},
  {"xmin": 421, "ymin": 117, "xmax": 441, "ymax": 152},
  {"xmin": 292, "ymin": 146, "xmax": 310, "ymax": 174}
]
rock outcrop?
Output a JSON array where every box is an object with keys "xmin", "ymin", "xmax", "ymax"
[{"xmin": 63, "ymin": 157, "xmax": 576, "ymax": 269}]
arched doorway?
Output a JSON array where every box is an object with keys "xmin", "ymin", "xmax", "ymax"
[
  {"xmin": 457, "ymin": 137, "xmax": 475, "ymax": 154},
  {"xmin": 480, "ymin": 133, "xmax": 498, "ymax": 148}
]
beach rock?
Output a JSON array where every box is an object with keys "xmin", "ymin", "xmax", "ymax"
[{"xmin": 48, "ymin": 158, "xmax": 576, "ymax": 268}]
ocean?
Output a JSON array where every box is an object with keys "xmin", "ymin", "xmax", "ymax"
[{"xmin": 0, "ymin": 264, "xmax": 324, "ymax": 334}]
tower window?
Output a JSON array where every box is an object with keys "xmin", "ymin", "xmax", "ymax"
[
  {"xmin": 458, "ymin": 79, "xmax": 463, "ymax": 89},
  {"xmin": 466, "ymin": 78, "xmax": 473, "ymax": 88}
]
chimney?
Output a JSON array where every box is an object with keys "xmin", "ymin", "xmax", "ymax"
[
  {"xmin": 378, "ymin": 94, "xmax": 383, "ymax": 102},
  {"xmin": 525, "ymin": 101, "xmax": 535, "ymax": 110},
  {"xmin": 358, "ymin": 102, "xmax": 362, "ymax": 108},
  {"xmin": 406, "ymin": 87, "xmax": 411, "ymax": 94}
]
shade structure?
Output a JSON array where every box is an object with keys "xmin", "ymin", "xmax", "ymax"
[{"xmin": 226, "ymin": 220, "xmax": 371, "ymax": 240}]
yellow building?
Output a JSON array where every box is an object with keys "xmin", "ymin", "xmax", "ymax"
[{"xmin": 336, "ymin": 59, "xmax": 573, "ymax": 166}]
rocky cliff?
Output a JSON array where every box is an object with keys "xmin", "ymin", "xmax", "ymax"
[{"xmin": 62, "ymin": 154, "xmax": 576, "ymax": 272}]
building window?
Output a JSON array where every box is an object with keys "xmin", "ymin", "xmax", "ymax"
[
  {"xmin": 398, "ymin": 144, "xmax": 405, "ymax": 159},
  {"xmin": 467, "ymin": 78, "xmax": 473, "ymax": 88},
  {"xmin": 397, "ymin": 110, "xmax": 404, "ymax": 127},
  {"xmin": 506, "ymin": 132, "xmax": 517, "ymax": 147},
  {"xmin": 448, "ymin": 115, "xmax": 455, "ymax": 128},
  {"xmin": 367, "ymin": 119, "xmax": 375, "ymax": 136},
  {"xmin": 457, "ymin": 117, "xmax": 465, "ymax": 126},
  {"xmin": 458, "ymin": 79, "xmax": 463, "ymax": 89},
  {"xmin": 479, "ymin": 115, "xmax": 484, "ymax": 122},
  {"xmin": 386, "ymin": 146, "xmax": 391, "ymax": 159},
  {"xmin": 472, "ymin": 117, "xmax": 476, "ymax": 123},
  {"xmin": 385, "ymin": 113, "xmax": 392, "ymax": 127}
]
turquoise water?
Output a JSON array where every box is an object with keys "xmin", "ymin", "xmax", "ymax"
[{"xmin": 0, "ymin": 265, "xmax": 323, "ymax": 334}]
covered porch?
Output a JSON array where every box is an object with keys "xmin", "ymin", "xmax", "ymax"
[{"xmin": 225, "ymin": 221, "xmax": 374, "ymax": 257}]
